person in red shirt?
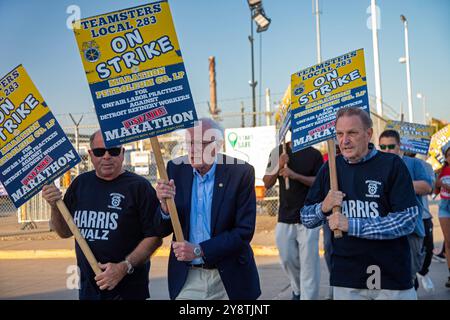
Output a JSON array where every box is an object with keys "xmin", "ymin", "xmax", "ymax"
[{"xmin": 436, "ymin": 145, "xmax": 450, "ymax": 288}]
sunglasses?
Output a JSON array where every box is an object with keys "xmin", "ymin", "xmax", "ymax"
[
  {"xmin": 91, "ymin": 147, "xmax": 123, "ymax": 157},
  {"xmin": 379, "ymin": 144, "xmax": 397, "ymax": 150}
]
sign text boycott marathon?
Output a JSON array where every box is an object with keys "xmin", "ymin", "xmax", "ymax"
[
  {"xmin": 0, "ymin": 65, "xmax": 80, "ymax": 208},
  {"xmin": 385, "ymin": 120, "xmax": 434, "ymax": 155},
  {"xmin": 73, "ymin": 1, "xmax": 197, "ymax": 147},
  {"xmin": 290, "ymin": 49, "xmax": 370, "ymax": 152}
]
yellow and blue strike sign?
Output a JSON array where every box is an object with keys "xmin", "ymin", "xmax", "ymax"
[
  {"xmin": 290, "ymin": 49, "xmax": 369, "ymax": 152},
  {"xmin": 385, "ymin": 120, "xmax": 434, "ymax": 155},
  {"xmin": 0, "ymin": 65, "xmax": 80, "ymax": 208},
  {"xmin": 73, "ymin": 1, "xmax": 197, "ymax": 147}
]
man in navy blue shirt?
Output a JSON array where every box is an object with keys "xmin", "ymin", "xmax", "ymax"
[
  {"xmin": 379, "ymin": 129, "xmax": 432, "ymax": 290},
  {"xmin": 43, "ymin": 130, "xmax": 162, "ymax": 300},
  {"xmin": 302, "ymin": 107, "xmax": 419, "ymax": 300}
]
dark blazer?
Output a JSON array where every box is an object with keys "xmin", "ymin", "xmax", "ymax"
[{"xmin": 155, "ymin": 154, "xmax": 261, "ymax": 300}]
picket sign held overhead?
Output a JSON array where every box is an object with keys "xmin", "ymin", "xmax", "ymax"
[
  {"xmin": 0, "ymin": 66, "xmax": 104, "ymax": 272},
  {"xmin": 290, "ymin": 49, "xmax": 371, "ymax": 238},
  {"xmin": 73, "ymin": 1, "xmax": 201, "ymax": 241}
]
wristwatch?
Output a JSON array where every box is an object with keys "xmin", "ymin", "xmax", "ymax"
[
  {"xmin": 193, "ymin": 245, "xmax": 202, "ymax": 258},
  {"xmin": 123, "ymin": 258, "xmax": 134, "ymax": 274}
]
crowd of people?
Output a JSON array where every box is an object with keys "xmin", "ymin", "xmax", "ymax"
[{"xmin": 41, "ymin": 107, "xmax": 449, "ymax": 300}]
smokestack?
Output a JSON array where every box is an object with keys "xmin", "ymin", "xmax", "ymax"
[{"xmin": 209, "ymin": 56, "xmax": 220, "ymax": 117}]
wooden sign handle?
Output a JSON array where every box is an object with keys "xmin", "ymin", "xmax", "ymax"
[
  {"xmin": 326, "ymin": 139, "xmax": 343, "ymax": 239},
  {"xmin": 55, "ymin": 199, "xmax": 102, "ymax": 275},
  {"xmin": 150, "ymin": 137, "xmax": 184, "ymax": 242},
  {"xmin": 282, "ymin": 140, "xmax": 290, "ymax": 190}
]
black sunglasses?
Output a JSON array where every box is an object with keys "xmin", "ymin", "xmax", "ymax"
[
  {"xmin": 91, "ymin": 147, "xmax": 122, "ymax": 157},
  {"xmin": 379, "ymin": 144, "xmax": 397, "ymax": 150}
]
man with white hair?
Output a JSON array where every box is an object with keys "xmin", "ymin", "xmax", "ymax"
[
  {"xmin": 155, "ymin": 118, "xmax": 261, "ymax": 300},
  {"xmin": 301, "ymin": 107, "xmax": 419, "ymax": 300}
]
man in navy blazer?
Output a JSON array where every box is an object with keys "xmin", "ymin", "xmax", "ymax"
[{"xmin": 155, "ymin": 118, "xmax": 261, "ymax": 300}]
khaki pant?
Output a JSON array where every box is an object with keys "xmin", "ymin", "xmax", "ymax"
[
  {"xmin": 176, "ymin": 267, "xmax": 229, "ymax": 300},
  {"xmin": 275, "ymin": 222, "xmax": 321, "ymax": 299}
]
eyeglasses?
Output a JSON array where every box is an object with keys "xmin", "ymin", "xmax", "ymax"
[
  {"xmin": 91, "ymin": 147, "xmax": 122, "ymax": 157},
  {"xmin": 379, "ymin": 144, "xmax": 397, "ymax": 150}
]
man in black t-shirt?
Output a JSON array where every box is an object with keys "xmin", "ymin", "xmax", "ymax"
[
  {"xmin": 42, "ymin": 130, "xmax": 162, "ymax": 300},
  {"xmin": 263, "ymin": 137, "xmax": 323, "ymax": 300}
]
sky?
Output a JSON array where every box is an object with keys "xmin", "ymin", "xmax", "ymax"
[{"xmin": 0, "ymin": 0, "xmax": 449, "ymax": 130}]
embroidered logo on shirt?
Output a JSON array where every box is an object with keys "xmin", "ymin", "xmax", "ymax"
[
  {"xmin": 365, "ymin": 180, "xmax": 381, "ymax": 198},
  {"xmin": 108, "ymin": 193, "xmax": 125, "ymax": 210}
]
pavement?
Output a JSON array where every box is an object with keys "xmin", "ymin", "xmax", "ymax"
[{"xmin": 0, "ymin": 206, "xmax": 450, "ymax": 300}]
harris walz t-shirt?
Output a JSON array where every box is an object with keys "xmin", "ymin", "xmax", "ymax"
[
  {"xmin": 305, "ymin": 152, "xmax": 418, "ymax": 290},
  {"xmin": 63, "ymin": 170, "xmax": 159, "ymax": 300}
]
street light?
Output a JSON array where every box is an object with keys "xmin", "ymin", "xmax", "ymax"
[
  {"xmin": 247, "ymin": 0, "xmax": 271, "ymax": 127},
  {"xmin": 416, "ymin": 92, "xmax": 427, "ymax": 124},
  {"xmin": 400, "ymin": 14, "xmax": 413, "ymax": 122}
]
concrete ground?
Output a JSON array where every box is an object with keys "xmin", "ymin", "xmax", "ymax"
[{"xmin": 0, "ymin": 203, "xmax": 449, "ymax": 300}]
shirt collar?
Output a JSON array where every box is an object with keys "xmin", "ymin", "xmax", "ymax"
[
  {"xmin": 193, "ymin": 159, "xmax": 217, "ymax": 181},
  {"xmin": 342, "ymin": 143, "xmax": 378, "ymax": 164}
]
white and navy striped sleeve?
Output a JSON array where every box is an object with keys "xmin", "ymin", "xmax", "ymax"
[
  {"xmin": 301, "ymin": 203, "xmax": 326, "ymax": 228},
  {"xmin": 348, "ymin": 205, "xmax": 418, "ymax": 240}
]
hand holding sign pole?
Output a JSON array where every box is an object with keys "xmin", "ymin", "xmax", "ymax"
[
  {"xmin": 56, "ymin": 200, "xmax": 102, "ymax": 275},
  {"xmin": 277, "ymin": 86, "xmax": 292, "ymax": 191},
  {"xmin": 326, "ymin": 140, "xmax": 342, "ymax": 238},
  {"xmin": 282, "ymin": 140, "xmax": 290, "ymax": 190},
  {"xmin": 150, "ymin": 137, "xmax": 184, "ymax": 241}
]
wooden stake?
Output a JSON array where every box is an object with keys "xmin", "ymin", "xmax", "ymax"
[
  {"xmin": 55, "ymin": 199, "xmax": 102, "ymax": 275},
  {"xmin": 326, "ymin": 139, "xmax": 343, "ymax": 239},
  {"xmin": 282, "ymin": 140, "xmax": 290, "ymax": 190},
  {"xmin": 150, "ymin": 136, "xmax": 184, "ymax": 242}
]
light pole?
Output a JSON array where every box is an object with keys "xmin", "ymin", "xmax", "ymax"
[
  {"xmin": 400, "ymin": 14, "xmax": 413, "ymax": 122},
  {"xmin": 370, "ymin": 0, "xmax": 383, "ymax": 120},
  {"xmin": 416, "ymin": 93, "xmax": 427, "ymax": 124},
  {"xmin": 247, "ymin": 0, "xmax": 271, "ymax": 127}
]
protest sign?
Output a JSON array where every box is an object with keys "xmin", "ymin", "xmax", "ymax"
[
  {"xmin": 427, "ymin": 124, "xmax": 450, "ymax": 170},
  {"xmin": 73, "ymin": 1, "xmax": 197, "ymax": 241},
  {"xmin": 0, "ymin": 65, "xmax": 81, "ymax": 208},
  {"xmin": 0, "ymin": 65, "xmax": 102, "ymax": 275},
  {"xmin": 290, "ymin": 49, "xmax": 370, "ymax": 238},
  {"xmin": 277, "ymin": 85, "xmax": 291, "ymax": 144},
  {"xmin": 290, "ymin": 48, "xmax": 370, "ymax": 152},
  {"xmin": 73, "ymin": 1, "xmax": 197, "ymax": 148},
  {"xmin": 275, "ymin": 85, "xmax": 292, "ymax": 189},
  {"xmin": 384, "ymin": 120, "xmax": 434, "ymax": 155}
]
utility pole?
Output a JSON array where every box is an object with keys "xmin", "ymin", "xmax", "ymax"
[
  {"xmin": 249, "ymin": 12, "xmax": 257, "ymax": 127},
  {"xmin": 313, "ymin": 0, "xmax": 322, "ymax": 63},
  {"xmin": 400, "ymin": 15, "xmax": 413, "ymax": 122},
  {"xmin": 371, "ymin": 0, "xmax": 383, "ymax": 133}
]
